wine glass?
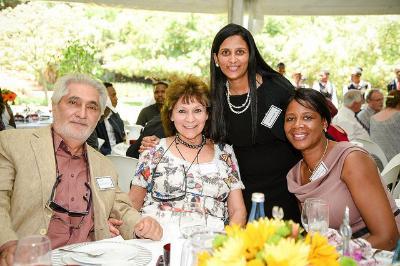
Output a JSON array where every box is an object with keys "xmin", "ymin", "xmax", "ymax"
[
  {"xmin": 180, "ymin": 231, "xmax": 216, "ymax": 266},
  {"xmin": 13, "ymin": 235, "xmax": 52, "ymax": 266},
  {"xmin": 179, "ymin": 202, "xmax": 207, "ymax": 239},
  {"xmin": 301, "ymin": 198, "xmax": 326, "ymax": 232},
  {"xmin": 306, "ymin": 199, "xmax": 329, "ymax": 235},
  {"xmin": 301, "ymin": 198, "xmax": 315, "ymax": 232},
  {"xmin": 272, "ymin": 206, "xmax": 284, "ymax": 220}
]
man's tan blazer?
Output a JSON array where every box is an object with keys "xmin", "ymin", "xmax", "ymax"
[{"xmin": 0, "ymin": 126, "xmax": 140, "ymax": 248}]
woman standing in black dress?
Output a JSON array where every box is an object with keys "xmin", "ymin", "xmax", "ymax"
[{"xmin": 209, "ymin": 23, "xmax": 301, "ymax": 222}]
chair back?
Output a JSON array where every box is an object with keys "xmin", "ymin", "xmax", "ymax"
[
  {"xmin": 106, "ymin": 155, "xmax": 139, "ymax": 193},
  {"xmin": 126, "ymin": 124, "xmax": 143, "ymax": 142},
  {"xmin": 380, "ymin": 153, "xmax": 400, "ymax": 194},
  {"xmin": 351, "ymin": 138, "xmax": 388, "ymax": 171},
  {"xmin": 392, "ymin": 181, "xmax": 400, "ymax": 199}
]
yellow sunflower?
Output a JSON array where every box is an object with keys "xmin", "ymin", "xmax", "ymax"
[
  {"xmin": 305, "ymin": 233, "xmax": 340, "ymax": 266},
  {"xmin": 263, "ymin": 238, "xmax": 310, "ymax": 266}
]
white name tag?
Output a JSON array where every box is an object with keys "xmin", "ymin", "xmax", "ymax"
[
  {"xmin": 309, "ymin": 162, "xmax": 327, "ymax": 182},
  {"xmin": 95, "ymin": 176, "xmax": 115, "ymax": 190},
  {"xmin": 261, "ymin": 105, "xmax": 282, "ymax": 128}
]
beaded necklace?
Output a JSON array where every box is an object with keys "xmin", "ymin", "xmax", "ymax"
[
  {"xmin": 225, "ymin": 81, "xmax": 251, "ymax": 114},
  {"xmin": 175, "ymin": 133, "xmax": 206, "ymax": 149}
]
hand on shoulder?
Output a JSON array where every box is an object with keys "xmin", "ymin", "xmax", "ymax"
[{"xmin": 138, "ymin": 135, "xmax": 160, "ymax": 153}]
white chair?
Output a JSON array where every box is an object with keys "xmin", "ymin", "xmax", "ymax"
[
  {"xmin": 126, "ymin": 124, "xmax": 143, "ymax": 143},
  {"xmin": 351, "ymin": 138, "xmax": 388, "ymax": 170},
  {"xmin": 380, "ymin": 153, "xmax": 400, "ymax": 194},
  {"xmin": 392, "ymin": 181, "xmax": 400, "ymax": 200},
  {"xmin": 106, "ymin": 155, "xmax": 139, "ymax": 193}
]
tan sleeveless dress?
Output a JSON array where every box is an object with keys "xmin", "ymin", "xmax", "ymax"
[{"xmin": 287, "ymin": 141, "xmax": 400, "ymax": 237}]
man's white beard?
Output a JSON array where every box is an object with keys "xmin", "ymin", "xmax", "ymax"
[{"xmin": 53, "ymin": 121, "xmax": 94, "ymax": 143}]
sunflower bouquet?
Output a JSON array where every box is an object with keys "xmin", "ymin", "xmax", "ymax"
[{"xmin": 197, "ymin": 218, "xmax": 349, "ymax": 266}]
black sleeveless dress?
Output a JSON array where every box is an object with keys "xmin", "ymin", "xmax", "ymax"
[{"xmin": 225, "ymin": 76, "xmax": 301, "ymax": 222}]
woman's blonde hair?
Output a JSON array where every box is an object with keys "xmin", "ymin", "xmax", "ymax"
[{"xmin": 161, "ymin": 75, "xmax": 210, "ymax": 137}]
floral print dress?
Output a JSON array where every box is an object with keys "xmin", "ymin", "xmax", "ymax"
[{"xmin": 132, "ymin": 138, "xmax": 244, "ymax": 225}]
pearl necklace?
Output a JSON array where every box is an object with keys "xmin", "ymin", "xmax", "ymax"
[
  {"xmin": 305, "ymin": 139, "xmax": 329, "ymax": 180},
  {"xmin": 175, "ymin": 133, "xmax": 206, "ymax": 149},
  {"xmin": 225, "ymin": 81, "xmax": 251, "ymax": 114}
]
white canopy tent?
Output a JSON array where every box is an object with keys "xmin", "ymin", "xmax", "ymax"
[{"xmin": 35, "ymin": 0, "xmax": 400, "ymax": 32}]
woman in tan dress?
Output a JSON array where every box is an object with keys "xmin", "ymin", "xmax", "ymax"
[{"xmin": 284, "ymin": 88, "xmax": 399, "ymax": 250}]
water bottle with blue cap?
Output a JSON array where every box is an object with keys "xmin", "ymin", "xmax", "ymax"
[{"xmin": 248, "ymin": 192, "xmax": 265, "ymax": 222}]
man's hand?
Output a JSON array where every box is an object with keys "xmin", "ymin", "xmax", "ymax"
[
  {"xmin": 0, "ymin": 242, "xmax": 17, "ymax": 266},
  {"xmin": 108, "ymin": 218, "xmax": 123, "ymax": 237},
  {"xmin": 134, "ymin": 217, "xmax": 163, "ymax": 240},
  {"xmin": 138, "ymin": 135, "xmax": 160, "ymax": 153}
]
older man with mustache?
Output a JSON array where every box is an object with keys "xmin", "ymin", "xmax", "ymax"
[{"xmin": 0, "ymin": 73, "xmax": 162, "ymax": 266}]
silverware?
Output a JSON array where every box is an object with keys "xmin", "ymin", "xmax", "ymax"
[{"xmin": 58, "ymin": 247, "xmax": 105, "ymax": 257}]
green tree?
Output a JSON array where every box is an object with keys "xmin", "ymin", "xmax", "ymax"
[{"xmin": 58, "ymin": 40, "xmax": 104, "ymax": 78}]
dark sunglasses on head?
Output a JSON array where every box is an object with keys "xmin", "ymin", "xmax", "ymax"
[{"xmin": 47, "ymin": 174, "xmax": 92, "ymax": 217}]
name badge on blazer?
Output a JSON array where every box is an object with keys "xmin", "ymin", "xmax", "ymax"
[
  {"xmin": 95, "ymin": 176, "xmax": 115, "ymax": 190},
  {"xmin": 261, "ymin": 105, "xmax": 282, "ymax": 128}
]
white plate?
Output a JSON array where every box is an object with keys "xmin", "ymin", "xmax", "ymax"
[
  {"xmin": 52, "ymin": 241, "xmax": 152, "ymax": 266},
  {"xmin": 70, "ymin": 241, "xmax": 138, "ymax": 264}
]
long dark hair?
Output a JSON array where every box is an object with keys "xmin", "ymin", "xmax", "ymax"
[{"xmin": 209, "ymin": 23, "xmax": 290, "ymax": 143}]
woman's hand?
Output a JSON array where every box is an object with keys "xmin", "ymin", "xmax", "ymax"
[
  {"xmin": 108, "ymin": 218, "xmax": 123, "ymax": 237},
  {"xmin": 138, "ymin": 135, "xmax": 160, "ymax": 153}
]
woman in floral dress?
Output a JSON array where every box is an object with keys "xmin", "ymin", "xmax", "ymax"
[{"xmin": 129, "ymin": 75, "xmax": 247, "ymax": 231}]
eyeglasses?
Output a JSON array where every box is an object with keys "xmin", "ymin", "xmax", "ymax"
[
  {"xmin": 151, "ymin": 165, "xmax": 188, "ymax": 202},
  {"xmin": 47, "ymin": 174, "xmax": 92, "ymax": 217},
  {"xmin": 370, "ymin": 98, "xmax": 384, "ymax": 102}
]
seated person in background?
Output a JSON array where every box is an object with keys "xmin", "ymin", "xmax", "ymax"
[
  {"xmin": 291, "ymin": 71, "xmax": 308, "ymax": 89},
  {"xmin": 332, "ymin": 90, "xmax": 371, "ymax": 141},
  {"xmin": 356, "ymin": 89, "xmax": 384, "ymax": 133},
  {"xmin": 126, "ymin": 114, "xmax": 165, "ymax": 159},
  {"xmin": 284, "ymin": 88, "xmax": 399, "ymax": 250},
  {"xmin": 370, "ymin": 90, "xmax": 400, "ymax": 161},
  {"xmin": 276, "ymin": 62, "xmax": 286, "ymax": 76},
  {"xmin": 312, "ymin": 69, "xmax": 338, "ymax": 107},
  {"xmin": 0, "ymin": 97, "xmax": 5, "ymax": 130},
  {"xmin": 343, "ymin": 67, "xmax": 371, "ymax": 97},
  {"xmin": 0, "ymin": 73, "xmax": 162, "ymax": 266},
  {"xmin": 387, "ymin": 66, "xmax": 400, "ymax": 92},
  {"xmin": 95, "ymin": 82, "xmax": 125, "ymax": 155},
  {"xmin": 136, "ymin": 80, "xmax": 167, "ymax": 127},
  {"xmin": 129, "ymin": 75, "xmax": 247, "ymax": 231}
]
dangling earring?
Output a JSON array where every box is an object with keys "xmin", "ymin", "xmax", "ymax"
[{"xmin": 215, "ymin": 63, "xmax": 219, "ymax": 67}]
